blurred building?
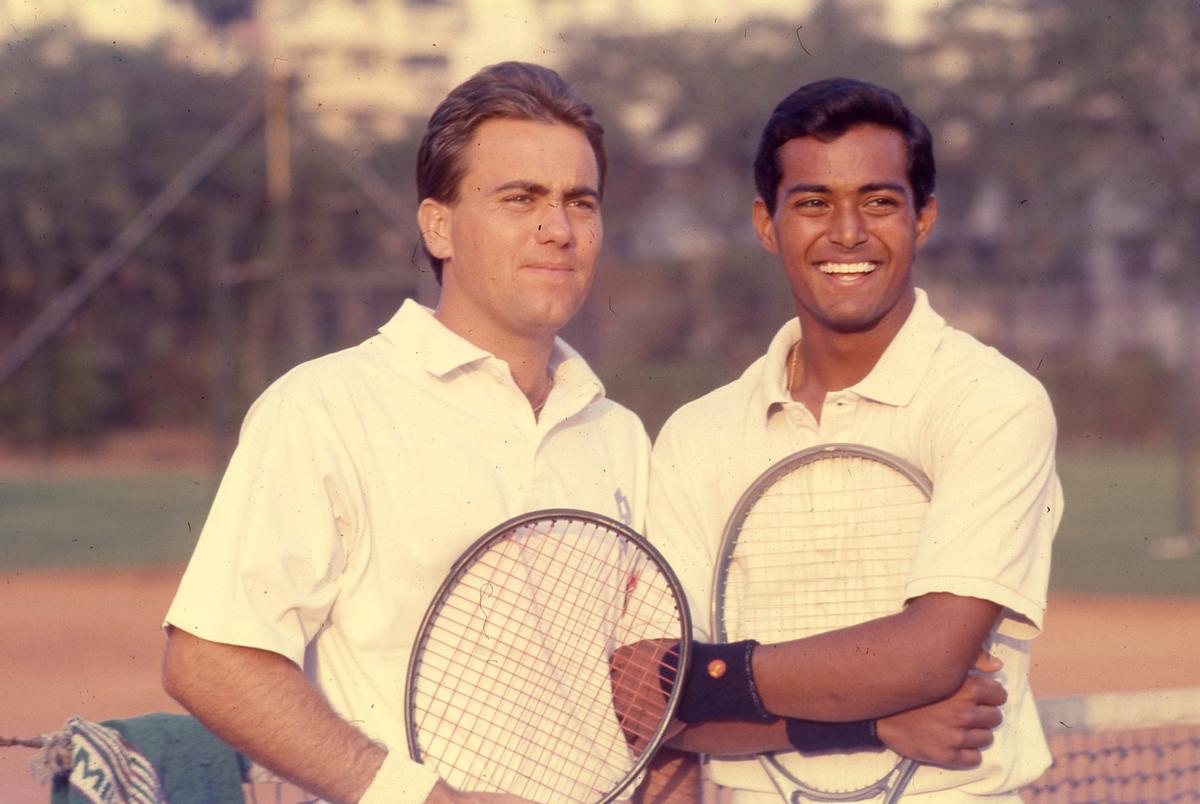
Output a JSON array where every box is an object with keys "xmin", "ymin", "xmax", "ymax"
[
  {"xmin": 0, "ymin": 0, "xmax": 934, "ymax": 146},
  {"xmin": 247, "ymin": 0, "xmax": 864, "ymax": 144}
]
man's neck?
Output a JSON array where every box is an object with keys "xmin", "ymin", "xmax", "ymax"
[
  {"xmin": 788, "ymin": 321, "xmax": 900, "ymax": 421},
  {"xmin": 433, "ymin": 304, "xmax": 556, "ymax": 408},
  {"xmin": 788, "ymin": 290, "xmax": 917, "ymax": 418}
]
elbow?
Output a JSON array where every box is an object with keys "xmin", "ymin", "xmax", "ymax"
[
  {"xmin": 161, "ymin": 642, "xmax": 183, "ymax": 703},
  {"xmin": 162, "ymin": 664, "xmax": 184, "ymax": 706},
  {"xmin": 908, "ymin": 651, "xmax": 976, "ymax": 702},
  {"xmin": 161, "ymin": 627, "xmax": 195, "ymax": 707},
  {"xmin": 921, "ymin": 666, "xmax": 967, "ymax": 702}
]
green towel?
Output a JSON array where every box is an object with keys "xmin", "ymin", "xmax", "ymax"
[{"xmin": 48, "ymin": 713, "xmax": 247, "ymax": 804}]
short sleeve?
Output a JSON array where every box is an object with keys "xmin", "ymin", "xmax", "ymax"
[
  {"xmin": 165, "ymin": 379, "xmax": 363, "ymax": 665},
  {"xmin": 908, "ymin": 377, "xmax": 1062, "ymax": 638}
]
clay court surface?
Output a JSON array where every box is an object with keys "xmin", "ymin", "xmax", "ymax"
[
  {"xmin": 3, "ymin": 570, "xmax": 1198, "ymax": 801},
  {"xmin": 2, "ymin": 434, "xmax": 1199, "ymax": 800}
]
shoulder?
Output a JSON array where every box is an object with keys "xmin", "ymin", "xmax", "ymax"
[
  {"xmin": 656, "ymin": 357, "xmax": 764, "ymax": 454},
  {"xmin": 918, "ymin": 326, "xmax": 1058, "ymax": 452},
  {"xmin": 553, "ymin": 341, "xmax": 651, "ymax": 446},
  {"xmin": 250, "ymin": 336, "xmax": 402, "ymax": 419},
  {"xmin": 932, "ymin": 326, "xmax": 1054, "ymax": 412},
  {"xmin": 580, "ymin": 395, "xmax": 651, "ymax": 446}
]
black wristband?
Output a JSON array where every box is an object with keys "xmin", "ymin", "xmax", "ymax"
[
  {"xmin": 784, "ymin": 717, "xmax": 883, "ymax": 754},
  {"xmin": 659, "ymin": 640, "xmax": 774, "ymax": 724}
]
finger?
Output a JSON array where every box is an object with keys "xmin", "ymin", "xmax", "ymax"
[
  {"xmin": 968, "ymin": 676, "xmax": 1008, "ymax": 706},
  {"xmin": 970, "ymin": 650, "xmax": 1002, "ymax": 674},
  {"xmin": 961, "ymin": 727, "xmax": 997, "ymax": 750},
  {"xmin": 953, "ymin": 747, "xmax": 984, "ymax": 769},
  {"xmin": 972, "ymin": 704, "xmax": 1004, "ymax": 730}
]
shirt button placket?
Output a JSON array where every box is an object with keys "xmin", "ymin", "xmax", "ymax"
[{"xmin": 820, "ymin": 393, "xmax": 854, "ymax": 439}]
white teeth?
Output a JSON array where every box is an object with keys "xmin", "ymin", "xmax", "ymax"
[{"xmin": 819, "ymin": 261, "xmax": 876, "ymax": 274}]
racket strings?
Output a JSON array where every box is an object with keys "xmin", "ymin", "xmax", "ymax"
[
  {"xmin": 418, "ymin": 530, "xmax": 634, "ymax": 793},
  {"xmin": 411, "ymin": 517, "xmax": 686, "ymax": 803},
  {"xmin": 421, "ymin": 557, "xmax": 676, "ymax": 753},
  {"xmin": 422, "ymin": 570, "xmax": 673, "ymax": 761},
  {"xmin": 476, "ymin": 525, "xmax": 676, "ymax": 718},
  {"xmin": 717, "ymin": 451, "xmax": 931, "ymax": 796},
  {"xmin": 725, "ymin": 456, "xmax": 927, "ymax": 644}
]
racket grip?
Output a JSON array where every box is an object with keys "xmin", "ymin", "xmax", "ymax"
[{"xmin": 661, "ymin": 640, "xmax": 774, "ymax": 724}]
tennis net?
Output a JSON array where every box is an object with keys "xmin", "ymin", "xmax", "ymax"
[{"xmin": 1023, "ymin": 686, "xmax": 1200, "ymax": 802}]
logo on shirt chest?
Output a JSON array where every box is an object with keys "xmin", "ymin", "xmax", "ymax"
[{"xmin": 614, "ymin": 488, "xmax": 632, "ymax": 526}]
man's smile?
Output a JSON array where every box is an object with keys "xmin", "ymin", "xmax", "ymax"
[{"xmin": 817, "ymin": 260, "xmax": 878, "ymax": 276}]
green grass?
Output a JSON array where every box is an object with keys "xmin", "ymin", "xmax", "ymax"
[
  {"xmin": 1053, "ymin": 443, "xmax": 1200, "ymax": 596},
  {"xmin": 0, "ymin": 473, "xmax": 216, "ymax": 569},
  {"xmin": 1, "ymin": 445, "xmax": 1197, "ymax": 598}
]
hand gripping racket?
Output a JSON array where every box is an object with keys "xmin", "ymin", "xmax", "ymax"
[
  {"xmin": 712, "ymin": 444, "xmax": 932, "ymax": 803},
  {"xmin": 406, "ymin": 509, "xmax": 692, "ymax": 803}
]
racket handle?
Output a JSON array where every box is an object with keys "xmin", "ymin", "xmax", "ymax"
[{"xmin": 882, "ymin": 758, "xmax": 919, "ymax": 803}]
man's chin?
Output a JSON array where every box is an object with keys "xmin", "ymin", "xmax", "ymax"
[{"xmin": 520, "ymin": 295, "xmax": 589, "ymax": 335}]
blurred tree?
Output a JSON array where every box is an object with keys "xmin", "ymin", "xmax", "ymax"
[
  {"xmin": 560, "ymin": 0, "xmax": 916, "ymax": 431},
  {"xmin": 5, "ymin": 1, "xmax": 1195, "ymax": 448},
  {"xmin": 0, "ymin": 24, "xmax": 423, "ymax": 447},
  {"xmin": 921, "ymin": 0, "xmax": 1199, "ymax": 287},
  {"xmin": 0, "ymin": 26, "xmax": 262, "ymax": 443},
  {"xmin": 567, "ymin": 0, "xmax": 911, "ymax": 262}
]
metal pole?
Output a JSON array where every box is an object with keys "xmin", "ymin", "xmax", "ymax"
[{"xmin": 0, "ymin": 97, "xmax": 263, "ymax": 387}]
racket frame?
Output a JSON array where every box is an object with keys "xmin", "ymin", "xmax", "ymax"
[
  {"xmin": 710, "ymin": 443, "xmax": 932, "ymax": 803},
  {"xmin": 405, "ymin": 507, "xmax": 693, "ymax": 803}
]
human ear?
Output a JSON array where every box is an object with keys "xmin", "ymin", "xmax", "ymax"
[
  {"xmin": 418, "ymin": 198, "xmax": 452, "ymax": 261},
  {"xmin": 915, "ymin": 195, "xmax": 938, "ymax": 246},
  {"xmin": 752, "ymin": 197, "xmax": 780, "ymax": 254}
]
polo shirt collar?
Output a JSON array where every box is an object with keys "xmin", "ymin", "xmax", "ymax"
[
  {"xmin": 378, "ymin": 299, "xmax": 606, "ymax": 399},
  {"xmin": 754, "ymin": 317, "xmax": 802, "ymax": 416},
  {"xmin": 755, "ymin": 288, "xmax": 945, "ymax": 416},
  {"xmin": 852, "ymin": 288, "xmax": 945, "ymax": 406}
]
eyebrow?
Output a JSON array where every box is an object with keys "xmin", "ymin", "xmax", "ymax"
[
  {"xmin": 782, "ymin": 181, "xmax": 910, "ymax": 198},
  {"xmin": 492, "ymin": 180, "xmax": 600, "ymax": 200}
]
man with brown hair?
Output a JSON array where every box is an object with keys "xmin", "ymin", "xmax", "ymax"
[{"xmin": 162, "ymin": 61, "xmax": 644, "ymax": 803}]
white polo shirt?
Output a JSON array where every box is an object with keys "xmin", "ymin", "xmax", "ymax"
[
  {"xmin": 166, "ymin": 299, "xmax": 650, "ymax": 803},
  {"xmin": 649, "ymin": 289, "xmax": 1062, "ymax": 800}
]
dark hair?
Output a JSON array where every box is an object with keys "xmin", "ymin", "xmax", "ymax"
[
  {"xmin": 416, "ymin": 61, "xmax": 606, "ymax": 281},
  {"xmin": 753, "ymin": 77, "xmax": 935, "ymax": 215}
]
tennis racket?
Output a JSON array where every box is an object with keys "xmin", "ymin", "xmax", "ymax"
[
  {"xmin": 406, "ymin": 509, "xmax": 692, "ymax": 803},
  {"xmin": 712, "ymin": 443, "xmax": 932, "ymax": 803}
]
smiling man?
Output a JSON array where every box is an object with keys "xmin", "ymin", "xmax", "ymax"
[
  {"xmin": 161, "ymin": 62, "xmax": 645, "ymax": 804},
  {"xmin": 649, "ymin": 78, "xmax": 1063, "ymax": 801}
]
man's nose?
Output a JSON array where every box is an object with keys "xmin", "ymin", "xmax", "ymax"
[
  {"xmin": 535, "ymin": 201, "xmax": 574, "ymax": 246},
  {"xmin": 829, "ymin": 204, "xmax": 867, "ymax": 248}
]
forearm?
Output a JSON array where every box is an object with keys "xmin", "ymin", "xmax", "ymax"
[
  {"xmin": 668, "ymin": 651, "xmax": 1006, "ymax": 770},
  {"xmin": 162, "ymin": 627, "xmax": 384, "ymax": 804},
  {"xmin": 666, "ymin": 718, "xmax": 790, "ymax": 756},
  {"xmin": 752, "ymin": 593, "xmax": 1000, "ymax": 721},
  {"xmin": 631, "ymin": 748, "xmax": 701, "ymax": 803}
]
